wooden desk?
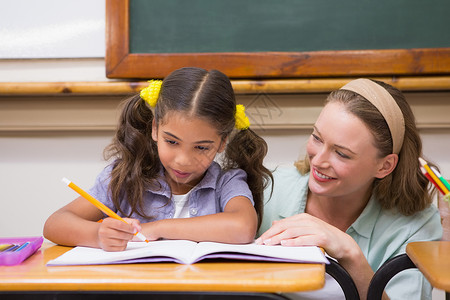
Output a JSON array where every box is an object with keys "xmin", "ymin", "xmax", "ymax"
[
  {"xmin": 0, "ymin": 242, "xmax": 325, "ymax": 299},
  {"xmin": 406, "ymin": 241, "xmax": 450, "ymax": 298}
]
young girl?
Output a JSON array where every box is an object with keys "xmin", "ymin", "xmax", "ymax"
[{"xmin": 44, "ymin": 67, "xmax": 272, "ymax": 251}]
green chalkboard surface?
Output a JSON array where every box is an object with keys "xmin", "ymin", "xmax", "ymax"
[
  {"xmin": 106, "ymin": 0, "xmax": 450, "ymax": 79},
  {"xmin": 129, "ymin": 0, "xmax": 449, "ymax": 53}
]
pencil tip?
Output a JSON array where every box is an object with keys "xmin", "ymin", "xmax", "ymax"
[{"xmin": 418, "ymin": 157, "xmax": 426, "ymax": 165}]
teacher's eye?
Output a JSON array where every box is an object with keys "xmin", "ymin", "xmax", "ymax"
[
  {"xmin": 336, "ymin": 151, "xmax": 350, "ymax": 159},
  {"xmin": 311, "ymin": 133, "xmax": 322, "ymax": 143}
]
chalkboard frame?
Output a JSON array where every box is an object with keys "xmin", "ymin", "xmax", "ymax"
[{"xmin": 106, "ymin": 0, "xmax": 450, "ymax": 79}]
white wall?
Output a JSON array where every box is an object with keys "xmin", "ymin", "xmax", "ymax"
[
  {"xmin": 0, "ymin": 0, "xmax": 104, "ymax": 59},
  {"xmin": 0, "ymin": 0, "xmax": 103, "ymax": 237}
]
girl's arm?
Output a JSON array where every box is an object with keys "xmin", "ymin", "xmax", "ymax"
[
  {"xmin": 43, "ymin": 196, "xmax": 141, "ymax": 251},
  {"xmin": 141, "ymin": 196, "xmax": 258, "ymax": 244},
  {"xmin": 256, "ymin": 213, "xmax": 389, "ymax": 300}
]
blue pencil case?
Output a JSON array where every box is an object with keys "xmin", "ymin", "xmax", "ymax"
[{"xmin": 0, "ymin": 236, "xmax": 43, "ymax": 266}]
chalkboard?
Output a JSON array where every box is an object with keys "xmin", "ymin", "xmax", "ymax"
[{"xmin": 106, "ymin": 0, "xmax": 450, "ymax": 79}]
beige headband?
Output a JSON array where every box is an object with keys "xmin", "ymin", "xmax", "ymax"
[{"xmin": 340, "ymin": 79, "xmax": 405, "ymax": 154}]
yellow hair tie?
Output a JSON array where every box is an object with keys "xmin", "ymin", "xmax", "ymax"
[
  {"xmin": 235, "ymin": 104, "xmax": 250, "ymax": 130},
  {"xmin": 140, "ymin": 80, "xmax": 162, "ymax": 107}
]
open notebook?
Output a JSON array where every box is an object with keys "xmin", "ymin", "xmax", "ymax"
[{"xmin": 47, "ymin": 240, "xmax": 329, "ymax": 266}]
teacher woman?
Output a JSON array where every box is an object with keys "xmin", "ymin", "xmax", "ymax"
[{"xmin": 257, "ymin": 79, "xmax": 442, "ymax": 300}]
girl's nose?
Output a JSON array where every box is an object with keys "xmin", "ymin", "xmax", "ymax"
[{"xmin": 174, "ymin": 149, "xmax": 192, "ymax": 167}]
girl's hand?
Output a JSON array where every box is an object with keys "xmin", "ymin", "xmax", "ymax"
[
  {"xmin": 255, "ymin": 213, "xmax": 359, "ymax": 261},
  {"xmin": 140, "ymin": 220, "xmax": 162, "ymax": 242},
  {"xmin": 97, "ymin": 217, "xmax": 143, "ymax": 251}
]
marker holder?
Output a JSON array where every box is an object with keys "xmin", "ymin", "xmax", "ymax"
[{"xmin": 0, "ymin": 236, "xmax": 43, "ymax": 266}]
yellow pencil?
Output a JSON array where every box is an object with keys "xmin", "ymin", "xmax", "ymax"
[
  {"xmin": 418, "ymin": 158, "xmax": 450, "ymax": 195},
  {"xmin": 62, "ymin": 177, "xmax": 149, "ymax": 243}
]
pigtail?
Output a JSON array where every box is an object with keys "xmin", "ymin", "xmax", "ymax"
[
  {"xmin": 104, "ymin": 94, "xmax": 160, "ymax": 220},
  {"xmin": 223, "ymin": 129, "xmax": 273, "ymax": 228}
]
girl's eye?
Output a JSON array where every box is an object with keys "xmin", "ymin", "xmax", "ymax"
[
  {"xmin": 165, "ymin": 139, "xmax": 177, "ymax": 145},
  {"xmin": 196, "ymin": 145, "xmax": 210, "ymax": 151}
]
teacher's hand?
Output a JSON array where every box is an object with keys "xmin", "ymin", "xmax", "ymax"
[{"xmin": 255, "ymin": 213, "xmax": 359, "ymax": 261}]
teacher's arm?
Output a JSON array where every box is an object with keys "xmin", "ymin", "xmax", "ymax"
[{"xmin": 256, "ymin": 213, "xmax": 389, "ymax": 300}]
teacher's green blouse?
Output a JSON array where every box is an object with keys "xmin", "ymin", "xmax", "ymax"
[{"xmin": 259, "ymin": 166, "xmax": 443, "ymax": 300}]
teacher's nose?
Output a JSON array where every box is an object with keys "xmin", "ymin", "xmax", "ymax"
[{"xmin": 311, "ymin": 149, "xmax": 331, "ymax": 169}]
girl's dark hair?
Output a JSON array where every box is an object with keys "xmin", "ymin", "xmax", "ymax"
[
  {"xmin": 104, "ymin": 67, "xmax": 272, "ymax": 227},
  {"xmin": 296, "ymin": 79, "xmax": 435, "ymax": 215}
]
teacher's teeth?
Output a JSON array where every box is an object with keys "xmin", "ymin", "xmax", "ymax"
[{"xmin": 315, "ymin": 170, "xmax": 333, "ymax": 179}]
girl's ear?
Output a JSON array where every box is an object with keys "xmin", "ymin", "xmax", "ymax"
[
  {"xmin": 375, "ymin": 153, "xmax": 398, "ymax": 179},
  {"xmin": 217, "ymin": 137, "xmax": 228, "ymax": 153},
  {"xmin": 151, "ymin": 119, "xmax": 158, "ymax": 142}
]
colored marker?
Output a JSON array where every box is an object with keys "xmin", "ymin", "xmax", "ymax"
[
  {"xmin": 4, "ymin": 245, "xmax": 20, "ymax": 252},
  {"xmin": 430, "ymin": 166, "xmax": 450, "ymax": 193},
  {"xmin": 62, "ymin": 178, "xmax": 149, "ymax": 243},
  {"xmin": 419, "ymin": 158, "xmax": 449, "ymax": 195},
  {"xmin": 0, "ymin": 244, "xmax": 14, "ymax": 252},
  {"xmin": 14, "ymin": 242, "xmax": 30, "ymax": 252},
  {"xmin": 420, "ymin": 166, "xmax": 445, "ymax": 195}
]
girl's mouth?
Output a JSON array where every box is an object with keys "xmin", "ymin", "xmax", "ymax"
[{"xmin": 172, "ymin": 169, "xmax": 191, "ymax": 179}]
